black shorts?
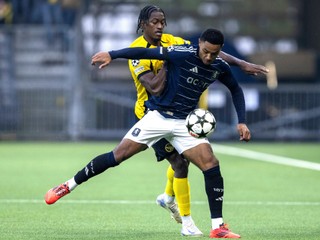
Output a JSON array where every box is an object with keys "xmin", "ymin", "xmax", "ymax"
[{"xmin": 152, "ymin": 138, "xmax": 178, "ymax": 161}]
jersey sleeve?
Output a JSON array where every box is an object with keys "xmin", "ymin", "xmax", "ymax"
[
  {"xmin": 218, "ymin": 62, "xmax": 246, "ymax": 123},
  {"xmin": 164, "ymin": 45, "xmax": 196, "ymax": 63},
  {"xmin": 110, "ymin": 47, "xmax": 168, "ymax": 61},
  {"xmin": 173, "ymin": 36, "xmax": 191, "ymax": 45},
  {"xmin": 128, "ymin": 58, "xmax": 153, "ymax": 78},
  {"xmin": 110, "ymin": 44, "xmax": 195, "ymax": 62}
]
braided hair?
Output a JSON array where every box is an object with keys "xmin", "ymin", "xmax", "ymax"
[{"xmin": 136, "ymin": 5, "xmax": 167, "ymax": 33}]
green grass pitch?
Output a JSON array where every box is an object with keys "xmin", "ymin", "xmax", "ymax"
[{"xmin": 0, "ymin": 142, "xmax": 319, "ymax": 239}]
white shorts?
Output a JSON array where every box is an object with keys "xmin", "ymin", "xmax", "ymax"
[{"xmin": 124, "ymin": 110, "xmax": 209, "ymax": 154}]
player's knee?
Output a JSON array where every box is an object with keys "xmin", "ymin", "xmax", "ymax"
[
  {"xmin": 112, "ymin": 150, "xmax": 126, "ymax": 163},
  {"xmin": 167, "ymin": 154, "xmax": 189, "ymax": 178},
  {"xmin": 200, "ymin": 155, "xmax": 219, "ymax": 171},
  {"xmin": 172, "ymin": 159, "xmax": 189, "ymax": 178},
  {"xmin": 113, "ymin": 141, "xmax": 147, "ymax": 163},
  {"xmin": 114, "ymin": 149, "xmax": 140, "ymax": 163}
]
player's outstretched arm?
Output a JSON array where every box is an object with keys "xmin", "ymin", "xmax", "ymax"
[
  {"xmin": 91, "ymin": 51, "xmax": 112, "ymax": 69},
  {"xmin": 92, "ymin": 47, "xmax": 166, "ymax": 70},
  {"xmin": 219, "ymin": 51, "xmax": 269, "ymax": 76}
]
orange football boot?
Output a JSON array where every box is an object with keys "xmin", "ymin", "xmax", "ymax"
[
  {"xmin": 209, "ymin": 224, "xmax": 240, "ymax": 238},
  {"xmin": 45, "ymin": 183, "xmax": 70, "ymax": 205}
]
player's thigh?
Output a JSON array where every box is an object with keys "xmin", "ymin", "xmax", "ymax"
[
  {"xmin": 113, "ymin": 138, "xmax": 147, "ymax": 163},
  {"xmin": 152, "ymin": 139, "xmax": 188, "ymax": 177},
  {"xmin": 183, "ymin": 143, "xmax": 219, "ymax": 171},
  {"xmin": 124, "ymin": 110, "xmax": 171, "ymax": 148}
]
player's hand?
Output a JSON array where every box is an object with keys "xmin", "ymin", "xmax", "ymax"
[
  {"xmin": 240, "ymin": 61, "xmax": 269, "ymax": 76},
  {"xmin": 237, "ymin": 123, "xmax": 251, "ymax": 142},
  {"xmin": 91, "ymin": 52, "xmax": 112, "ymax": 69}
]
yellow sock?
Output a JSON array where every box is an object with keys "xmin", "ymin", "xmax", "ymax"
[
  {"xmin": 173, "ymin": 177, "xmax": 191, "ymax": 216},
  {"xmin": 164, "ymin": 165, "xmax": 175, "ymax": 197}
]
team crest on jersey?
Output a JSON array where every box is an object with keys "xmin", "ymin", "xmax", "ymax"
[
  {"xmin": 165, "ymin": 143, "xmax": 174, "ymax": 153},
  {"xmin": 211, "ymin": 71, "xmax": 220, "ymax": 79},
  {"xmin": 131, "ymin": 59, "xmax": 140, "ymax": 67}
]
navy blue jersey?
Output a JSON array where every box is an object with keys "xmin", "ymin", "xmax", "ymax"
[{"xmin": 110, "ymin": 44, "xmax": 246, "ymax": 122}]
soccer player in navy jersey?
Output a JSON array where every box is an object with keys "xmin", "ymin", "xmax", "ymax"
[
  {"xmin": 128, "ymin": 5, "xmax": 268, "ymax": 236},
  {"xmin": 45, "ymin": 28, "xmax": 250, "ymax": 238},
  {"xmin": 127, "ymin": 5, "xmax": 267, "ymax": 236}
]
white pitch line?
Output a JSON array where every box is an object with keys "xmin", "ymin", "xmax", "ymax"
[
  {"xmin": 1, "ymin": 199, "xmax": 319, "ymax": 206},
  {"xmin": 212, "ymin": 144, "xmax": 320, "ymax": 171}
]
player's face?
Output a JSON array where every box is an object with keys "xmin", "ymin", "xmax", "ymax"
[
  {"xmin": 142, "ymin": 11, "xmax": 166, "ymax": 46},
  {"xmin": 198, "ymin": 40, "xmax": 222, "ymax": 65}
]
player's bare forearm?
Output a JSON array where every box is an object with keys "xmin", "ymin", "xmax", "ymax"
[
  {"xmin": 91, "ymin": 52, "xmax": 112, "ymax": 69},
  {"xmin": 237, "ymin": 123, "xmax": 251, "ymax": 142},
  {"xmin": 219, "ymin": 51, "xmax": 269, "ymax": 76},
  {"xmin": 152, "ymin": 64, "xmax": 167, "ymax": 95},
  {"xmin": 139, "ymin": 66, "xmax": 167, "ymax": 96}
]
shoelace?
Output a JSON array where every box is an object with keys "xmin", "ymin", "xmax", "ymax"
[
  {"xmin": 220, "ymin": 223, "xmax": 229, "ymax": 229},
  {"xmin": 55, "ymin": 184, "xmax": 69, "ymax": 196}
]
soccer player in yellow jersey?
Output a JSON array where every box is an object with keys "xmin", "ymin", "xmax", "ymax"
[
  {"xmin": 129, "ymin": 7, "xmax": 198, "ymax": 235},
  {"xmin": 129, "ymin": 26, "xmax": 197, "ymax": 235},
  {"xmin": 127, "ymin": 5, "xmax": 269, "ymax": 236}
]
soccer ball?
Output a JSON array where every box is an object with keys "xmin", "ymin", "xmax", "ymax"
[{"xmin": 185, "ymin": 108, "xmax": 216, "ymax": 138}]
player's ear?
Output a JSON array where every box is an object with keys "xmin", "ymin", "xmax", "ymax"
[{"xmin": 219, "ymin": 44, "xmax": 224, "ymax": 52}]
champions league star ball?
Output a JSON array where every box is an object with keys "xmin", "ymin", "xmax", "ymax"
[{"xmin": 185, "ymin": 108, "xmax": 216, "ymax": 138}]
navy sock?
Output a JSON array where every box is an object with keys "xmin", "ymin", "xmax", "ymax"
[
  {"xmin": 203, "ymin": 166, "xmax": 224, "ymax": 218},
  {"xmin": 74, "ymin": 152, "xmax": 118, "ymax": 185}
]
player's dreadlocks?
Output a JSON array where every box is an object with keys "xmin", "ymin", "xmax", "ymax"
[{"xmin": 136, "ymin": 5, "xmax": 167, "ymax": 33}]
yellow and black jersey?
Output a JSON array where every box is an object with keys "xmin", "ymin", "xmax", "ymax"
[{"xmin": 128, "ymin": 33, "xmax": 190, "ymax": 119}]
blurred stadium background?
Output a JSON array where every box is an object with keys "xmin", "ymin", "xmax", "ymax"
[{"xmin": 0, "ymin": 0, "xmax": 319, "ymax": 142}]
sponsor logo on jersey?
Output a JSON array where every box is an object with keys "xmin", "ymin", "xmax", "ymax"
[
  {"xmin": 134, "ymin": 66, "xmax": 144, "ymax": 75},
  {"xmin": 186, "ymin": 76, "xmax": 210, "ymax": 88},
  {"xmin": 189, "ymin": 67, "xmax": 198, "ymax": 73}
]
